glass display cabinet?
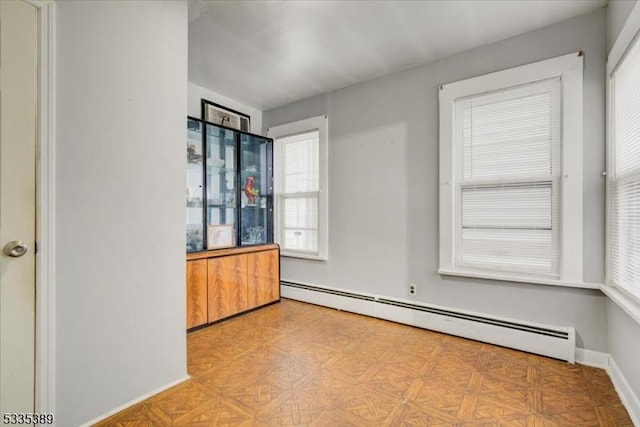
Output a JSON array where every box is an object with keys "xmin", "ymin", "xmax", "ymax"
[{"xmin": 186, "ymin": 117, "xmax": 273, "ymax": 253}]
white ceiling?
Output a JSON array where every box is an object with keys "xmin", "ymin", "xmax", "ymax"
[{"xmin": 188, "ymin": 0, "xmax": 606, "ymax": 111}]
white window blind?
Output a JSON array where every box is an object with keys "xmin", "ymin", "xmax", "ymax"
[
  {"xmin": 278, "ymin": 130, "xmax": 320, "ymax": 254},
  {"xmin": 611, "ymin": 34, "xmax": 640, "ymax": 299},
  {"xmin": 454, "ymin": 78, "xmax": 561, "ymax": 276}
]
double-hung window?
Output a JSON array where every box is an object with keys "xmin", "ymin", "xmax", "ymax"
[
  {"xmin": 608, "ymin": 19, "xmax": 640, "ymax": 301},
  {"xmin": 455, "ymin": 79, "xmax": 561, "ymax": 275},
  {"xmin": 439, "ymin": 53, "xmax": 584, "ymax": 285},
  {"xmin": 268, "ymin": 116, "xmax": 328, "ymax": 260}
]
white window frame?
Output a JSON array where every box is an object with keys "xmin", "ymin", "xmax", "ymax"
[
  {"xmin": 268, "ymin": 115, "xmax": 328, "ymax": 260},
  {"xmin": 439, "ymin": 52, "xmax": 585, "ymax": 287},
  {"xmin": 606, "ymin": 2, "xmax": 640, "ymax": 307}
]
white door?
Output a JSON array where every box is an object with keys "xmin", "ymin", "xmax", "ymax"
[{"xmin": 0, "ymin": 0, "xmax": 38, "ymax": 416}]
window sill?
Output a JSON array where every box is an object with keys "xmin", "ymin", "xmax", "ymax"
[
  {"xmin": 281, "ymin": 251, "xmax": 327, "ymax": 261},
  {"xmin": 438, "ymin": 269, "xmax": 601, "ymax": 290},
  {"xmin": 601, "ymin": 285, "xmax": 640, "ymax": 326}
]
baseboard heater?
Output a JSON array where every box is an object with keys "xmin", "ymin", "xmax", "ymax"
[{"xmin": 281, "ymin": 280, "xmax": 575, "ymax": 363}]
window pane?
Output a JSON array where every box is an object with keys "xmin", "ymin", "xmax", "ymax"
[
  {"xmin": 282, "ymin": 195, "xmax": 319, "ymax": 253},
  {"xmin": 284, "ymin": 229, "xmax": 318, "ymax": 253},
  {"xmin": 461, "ymin": 183, "xmax": 553, "ymax": 229},
  {"xmin": 455, "ymin": 79, "xmax": 560, "ymax": 276},
  {"xmin": 284, "ymin": 131, "xmax": 319, "ymax": 193},
  {"xmin": 611, "ymin": 33, "xmax": 640, "ymax": 299},
  {"xmin": 611, "ymin": 175, "xmax": 640, "ymax": 295},
  {"xmin": 458, "ymin": 81, "xmax": 560, "ymax": 181},
  {"xmin": 284, "ymin": 196, "xmax": 318, "ymax": 229},
  {"xmin": 278, "ymin": 131, "xmax": 320, "ymax": 254},
  {"xmin": 614, "ymin": 38, "xmax": 640, "ymax": 178},
  {"xmin": 461, "ymin": 228, "xmax": 555, "ymax": 272}
]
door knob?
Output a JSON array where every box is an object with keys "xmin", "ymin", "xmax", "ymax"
[{"xmin": 3, "ymin": 241, "xmax": 28, "ymax": 257}]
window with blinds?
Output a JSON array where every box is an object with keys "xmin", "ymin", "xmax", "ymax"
[
  {"xmin": 277, "ymin": 130, "xmax": 320, "ymax": 255},
  {"xmin": 454, "ymin": 78, "xmax": 561, "ymax": 276},
  {"xmin": 269, "ymin": 115, "xmax": 328, "ymax": 260},
  {"xmin": 440, "ymin": 52, "xmax": 583, "ymax": 284},
  {"xmin": 610, "ymin": 33, "xmax": 640, "ymax": 300}
]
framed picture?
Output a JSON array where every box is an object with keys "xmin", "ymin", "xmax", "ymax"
[
  {"xmin": 207, "ymin": 224, "xmax": 235, "ymax": 249},
  {"xmin": 201, "ymin": 99, "xmax": 250, "ymax": 132}
]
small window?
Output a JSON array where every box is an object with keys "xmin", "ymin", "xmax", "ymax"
[
  {"xmin": 439, "ymin": 53, "xmax": 584, "ymax": 285},
  {"xmin": 269, "ymin": 116, "xmax": 328, "ymax": 260}
]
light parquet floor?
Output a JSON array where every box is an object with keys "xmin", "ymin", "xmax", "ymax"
[{"xmin": 96, "ymin": 299, "xmax": 632, "ymax": 426}]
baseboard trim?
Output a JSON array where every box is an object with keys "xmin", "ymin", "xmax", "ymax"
[
  {"xmin": 79, "ymin": 375, "xmax": 190, "ymax": 427},
  {"xmin": 575, "ymin": 348, "xmax": 609, "ymax": 369},
  {"xmin": 608, "ymin": 357, "xmax": 640, "ymax": 427}
]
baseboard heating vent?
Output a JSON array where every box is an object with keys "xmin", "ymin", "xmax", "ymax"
[
  {"xmin": 377, "ymin": 298, "xmax": 569, "ymax": 339},
  {"xmin": 281, "ymin": 281, "xmax": 375, "ymax": 302},
  {"xmin": 280, "ymin": 281, "xmax": 575, "ymax": 363}
]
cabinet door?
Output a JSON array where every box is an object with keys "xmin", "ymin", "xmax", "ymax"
[
  {"xmin": 248, "ymin": 249, "xmax": 279, "ymax": 308},
  {"xmin": 186, "ymin": 119, "xmax": 205, "ymax": 252},
  {"xmin": 205, "ymin": 124, "xmax": 237, "ymax": 250},
  {"xmin": 240, "ymin": 133, "xmax": 273, "ymax": 246},
  {"xmin": 186, "ymin": 260, "xmax": 207, "ymax": 328},
  {"xmin": 208, "ymin": 255, "xmax": 248, "ymax": 322}
]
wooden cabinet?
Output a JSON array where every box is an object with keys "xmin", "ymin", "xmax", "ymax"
[
  {"xmin": 208, "ymin": 254, "xmax": 248, "ymax": 322},
  {"xmin": 186, "ymin": 244, "xmax": 279, "ymax": 330},
  {"xmin": 248, "ymin": 249, "xmax": 280, "ymax": 308},
  {"xmin": 186, "ymin": 259, "xmax": 208, "ymax": 329}
]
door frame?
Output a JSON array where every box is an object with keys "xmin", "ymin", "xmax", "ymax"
[{"xmin": 22, "ymin": 0, "xmax": 56, "ymax": 416}]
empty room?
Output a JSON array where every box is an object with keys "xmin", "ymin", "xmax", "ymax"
[{"xmin": 1, "ymin": 0, "xmax": 639, "ymax": 426}]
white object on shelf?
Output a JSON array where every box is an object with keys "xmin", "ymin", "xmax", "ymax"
[{"xmin": 209, "ymin": 158, "xmax": 225, "ymax": 168}]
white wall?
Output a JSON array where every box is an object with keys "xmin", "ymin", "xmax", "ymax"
[
  {"xmin": 264, "ymin": 9, "xmax": 609, "ymax": 352},
  {"xmin": 608, "ymin": 0, "xmax": 638, "ymax": 50},
  {"xmin": 56, "ymin": 2, "xmax": 188, "ymax": 425},
  {"xmin": 606, "ymin": 0, "xmax": 640, "ymax": 417},
  {"xmin": 188, "ymin": 82, "xmax": 263, "ymax": 135},
  {"xmin": 607, "ymin": 300, "xmax": 640, "ymax": 419}
]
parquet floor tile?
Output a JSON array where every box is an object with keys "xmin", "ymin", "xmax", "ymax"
[
  {"xmin": 254, "ymin": 391, "xmax": 329, "ymax": 425},
  {"xmin": 336, "ymin": 384, "xmax": 399, "ymax": 424},
  {"xmin": 145, "ymin": 381, "xmax": 221, "ymax": 423},
  {"xmin": 95, "ymin": 299, "xmax": 633, "ymax": 426}
]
